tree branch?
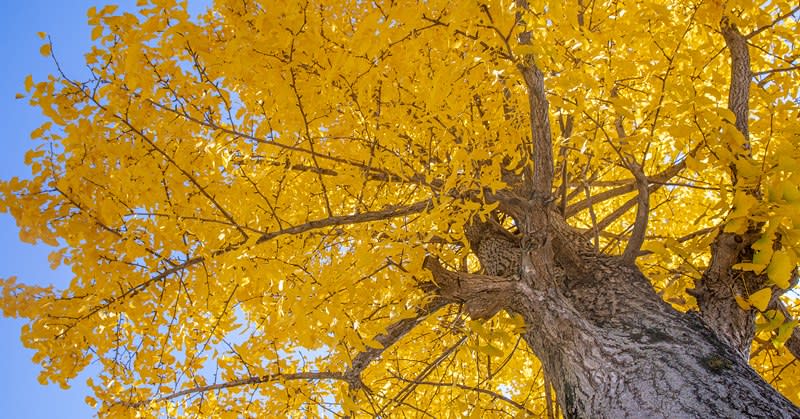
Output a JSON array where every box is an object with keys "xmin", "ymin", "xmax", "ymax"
[
  {"xmin": 745, "ymin": 5, "xmax": 800, "ymax": 40},
  {"xmin": 590, "ymin": 182, "xmax": 660, "ymax": 236},
  {"xmin": 515, "ymin": 1, "xmax": 554, "ymax": 200},
  {"xmin": 622, "ymin": 162, "xmax": 649, "ymax": 263},
  {"xmin": 692, "ymin": 16, "xmax": 762, "ymax": 361},
  {"xmin": 120, "ymin": 371, "xmax": 345, "ymax": 408},
  {"xmin": 422, "ymin": 256, "xmax": 517, "ymax": 319},
  {"xmin": 557, "ymin": 114, "xmax": 575, "ymax": 218},
  {"xmin": 720, "ymin": 17, "xmax": 751, "ymax": 148},
  {"xmin": 344, "ymin": 297, "xmax": 450, "ymax": 384},
  {"xmin": 392, "ymin": 375, "xmax": 538, "ymax": 416},
  {"xmin": 379, "ymin": 336, "xmax": 468, "ymax": 415},
  {"xmin": 753, "ymin": 64, "xmax": 800, "ymax": 77},
  {"xmin": 60, "ymin": 200, "xmax": 432, "ymax": 335},
  {"xmin": 255, "ymin": 199, "xmax": 432, "ymax": 244},
  {"xmin": 565, "ymin": 143, "xmax": 700, "ymax": 217}
]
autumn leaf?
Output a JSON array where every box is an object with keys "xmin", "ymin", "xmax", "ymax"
[{"xmin": 749, "ymin": 288, "xmax": 772, "ymax": 312}]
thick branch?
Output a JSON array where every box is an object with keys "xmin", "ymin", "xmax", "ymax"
[
  {"xmin": 693, "ymin": 228, "xmax": 764, "ymax": 360},
  {"xmin": 693, "ymin": 17, "xmax": 760, "ymax": 361},
  {"xmin": 62, "ymin": 200, "xmax": 432, "ymax": 334},
  {"xmin": 622, "ymin": 162, "xmax": 649, "ymax": 263},
  {"xmin": 591, "ymin": 183, "xmax": 657, "ymax": 235},
  {"xmin": 255, "ymin": 199, "xmax": 431, "ymax": 244},
  {"xmin": 720, "ymin": 18, "xmax": 751, "ymax": 146},
  {"xmin": 422, "ymin": 256, "xmax": 517, "ymax": 319},
  {"xmin": 515, "ymin": 2, "xmax": 554, "ymax": 200}
]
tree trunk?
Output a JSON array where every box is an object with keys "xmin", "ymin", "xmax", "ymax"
[
  {"xmin": 426, "ymin": 208, "xmax": 800, "ymax": 418},
  {"xmin": 515, "ymin": 255, "xmax": 798, "ymax": 418}
]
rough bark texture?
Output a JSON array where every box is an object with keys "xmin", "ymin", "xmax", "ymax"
[
  {"xmin": 425, "ymin": 211, "xmax": 800, "ymax": 418},
  {"xmin": 690, "ymin": 228, "xmax": 764, "ymax": 360},
  {"xmin": 689, "ymin": 18, "xmax": 776, "ymax": 363}
]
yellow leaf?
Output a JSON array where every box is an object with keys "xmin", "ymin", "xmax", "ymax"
[
  {"xmin": 773, "ymin": 320, "xmax": 798, "ymax": 349},
  {"xmin": 30, "ymin": 122, "xmax": 52, "ymax": 139},
  {"xmin": 478, "ymin": 344, "xmax": 503, "ymax": 357},
  {"xmin": 732, "ymin": 263, "xmax": 765, "ymax": 274},
  {"xmin": 723, "ymin": 217, "xmax": 747, "ymax": 234},
  {"xmin": 363, "ymin": 338, "xmax": 383, "ymax": 349},
  {"xmin": 734, "ymin": 295, "xmax": 751, "ymax": 310},
  {"xmin": 783, "ymin": 181, "xmax": 800, "ymax": 203},
  {"xmin": 100, "ymin": 4, "xmax": 118, "ymax": 15},
  {"xmin": 468, "ymin": 408, "xmax": 483, "ymax": 419},
  {"xmin": 468, "ymin": 319, "xmax": 491, "ymax": 339},
  {"xmin": 641, "ymin": 241, "xmax": 668, "ymax": 256},
  {"xmin": 15, "ymin": 93, "xmax": 25, "ymax": 99},
  {"xmin": 37, "ymin": 32, "xmax": 46, "ymax": 40},
  {"xmin": 729, "ymin": 191, "xmax": 757, "ymax": 218},
  {"xmin": 748, "ymin": 288, "xmax": 772, "ymax": 312},
  {"xmin": 767, "ymin": 250, "xmax": 793, "ymax": 288},
  {"xmin": 91, "ymin": 26, "xmax": 103, "ymax": 41},
  {"xmin": 24, "ymin": 74, "xmax": 33, "ymax": 92}
]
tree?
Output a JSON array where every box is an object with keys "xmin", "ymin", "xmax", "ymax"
[{"xmin": 2, "ymin": 0, "xmax": 799, "ymax": 416}]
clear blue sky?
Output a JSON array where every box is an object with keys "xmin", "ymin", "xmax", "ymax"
[{"xmin": 0, "ymin": 1, "xmax": 206, "ymax": 417}]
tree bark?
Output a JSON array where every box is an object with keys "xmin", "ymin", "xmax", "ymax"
[
  {"xmin": 515, "ymin": 244, "xmax": 797, "ymax": 417},
  {"xmin": 427, "ymin": 210, "xmax": 800, "ymax": 418}
]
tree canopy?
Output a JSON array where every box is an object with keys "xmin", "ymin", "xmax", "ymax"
[{"xmin": 1, "ymin": 0, "xmax": 799, "ymax": 416}]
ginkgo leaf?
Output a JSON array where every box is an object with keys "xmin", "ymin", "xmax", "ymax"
[
  {"xmin": 748, "ymin": 288, "xmax": 772, "ymax": 312},
  {"xmin": 732, "ymin": 263, "xmax": 766, "ymax": 274},
  {"xmin": 91, "ymin": 26, "xmax": 103, "ymax": 41},
  {"xmin": 773, "ymin": 320, "xmax": 799, "ymax": 349},
  {"xmin": 478, "ymin": 344, "xmax": 504, "ymax": 358},
  {"xmin": 734, "ymin": 295, "xmax": 751, "ymax": 310},
  {"xmin": 783, "ymin": 182, "xmax": 800, "ymax": 204},
  {"xmin": 767, "ymin": 250, "xmax": 794, "ymax": 289},
  {"xmin": 729, "ymin": 191, "xmax": 758, "ymax": 218}
]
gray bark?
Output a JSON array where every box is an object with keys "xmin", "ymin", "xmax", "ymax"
[
  {"xmin": 515, "ymin": 241, "xmax": 797, "ymax": 418},
  {"xmin": 426, "ymin": 210, "xmax": 800, "ymax": 418}
]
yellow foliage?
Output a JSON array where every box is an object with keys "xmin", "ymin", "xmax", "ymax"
[{"xmin": 1, "ymin": 0, "xmax": 799, "ymax": 416}]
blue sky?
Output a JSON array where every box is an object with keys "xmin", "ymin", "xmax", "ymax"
[{"xmin": 0, "ymin": 1, "xmax": 206, "ymax": 417}]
